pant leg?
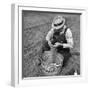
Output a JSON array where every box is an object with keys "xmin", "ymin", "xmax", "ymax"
[
  {"xmin": 62, "ymin": 51, "xmax": 71, "ymax": 67},
  {"xmin": 41, "ymin": 40, "xmax": 51, "ymax": 53},
  {"xmin": 56, "ymin": 46, "xmax": 71, "ymax": 67}
]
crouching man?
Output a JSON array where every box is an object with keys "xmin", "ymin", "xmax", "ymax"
[{"xmin": 42, "ymin": 15, "xmax": 74, "ymax": 67}]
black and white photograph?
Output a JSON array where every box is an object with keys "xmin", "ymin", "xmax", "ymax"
[
  {"xmin": 0, "ymin": 0, "xmax": 89, "ymax": 89},
  {"xmin": 11, "ymin": 3, "xmax": 88, "ymax": 87},
  {"xmin": 22, "ymin": 10, "xmax": 80, "ymax": 78}
]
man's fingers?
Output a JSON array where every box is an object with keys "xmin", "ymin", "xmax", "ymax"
[{"xmin": 55, "ymin": 43, "xmax": 62, "ymax": 46}]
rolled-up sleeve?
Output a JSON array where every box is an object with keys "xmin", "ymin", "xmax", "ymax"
[
  {"xmin": 65, "ymin": 28, "xmax": 74, "ymax": 48},
  {"xmin": 46, "ymin": 29, "xmax": 54, "ymax": 41}
]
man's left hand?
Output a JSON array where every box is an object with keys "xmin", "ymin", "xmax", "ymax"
[{"xmin": 63, "ymin": 44, "xmax": 73, "ymax": 48}]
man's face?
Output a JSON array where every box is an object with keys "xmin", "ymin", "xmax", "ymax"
[{"xmin": 54, "ymin": 26, "xmax": 64, "ymax": 33}]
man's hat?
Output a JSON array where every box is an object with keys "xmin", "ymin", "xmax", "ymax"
[{"xmin": 52, "ymin": 16, "xmax": 65, "ymax": 30}]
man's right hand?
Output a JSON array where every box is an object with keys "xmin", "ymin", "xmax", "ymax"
[
  {"xmin": 53, "ymin": 42, "xmax": 63, "ymax": 47},
  {"xmin": 48, "ymin": 41, "xmax": 53, "ymax": 48}
]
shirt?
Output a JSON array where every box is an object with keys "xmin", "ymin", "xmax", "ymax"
[{"xmin": 46, "ymin": 26, "xmax": 74, "ymax": 48}]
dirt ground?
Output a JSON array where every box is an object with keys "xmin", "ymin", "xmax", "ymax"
[{"xmin": 22, "ymin": 10, "xmax": 80, "ymax": 78}]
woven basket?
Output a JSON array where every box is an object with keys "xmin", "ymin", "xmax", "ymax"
[{"xmin": 41, "ymin": 47, "xmax": 64, "ymax": 76}]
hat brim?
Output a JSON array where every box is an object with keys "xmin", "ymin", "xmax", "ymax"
[{"xmin": 52, "ymin": 19, "xmax": 65, "ymax": 29}]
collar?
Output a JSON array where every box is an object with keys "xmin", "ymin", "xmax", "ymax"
[{"xmin": 60, "ymin": 25, "xmax": 66, "ymax": 34}]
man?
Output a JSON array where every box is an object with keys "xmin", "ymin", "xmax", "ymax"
[{"xmin": 42, "ymin": 15, "xmax": 74, "ymax": 66}]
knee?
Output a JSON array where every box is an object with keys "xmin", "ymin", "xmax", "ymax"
[{"xmin": 41, "ymin": 40, "xmax": 50, "ymax": 52}]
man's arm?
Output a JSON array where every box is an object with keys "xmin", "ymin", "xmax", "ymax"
[
  {"xmin": 46, "ymin": 29, "xmax": 54, "ymax": 46},
  {"xmin": 63, "ymin": 28, "xmax": 74, "ymax": 48}
]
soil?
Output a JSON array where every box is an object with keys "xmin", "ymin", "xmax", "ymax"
[{"xmin": 22, "ymin": 11, "xmax": 80, "ymax": 78}]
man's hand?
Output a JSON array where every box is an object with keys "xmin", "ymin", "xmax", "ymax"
[
  {"xmin": 53, "ymin": 42, "xmax": 63, "ymax": 47},
  {"xmin": 48, "ymin": 41, "xmax": 54, "ymax": 48}
]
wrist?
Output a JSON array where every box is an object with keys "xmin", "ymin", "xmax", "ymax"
[
  {"xmin": 48, "ymin": 41, "xmax": 52, "ymax": 46},
  {"xmin": 63, "ymin": 44, "xmax": 72, "ymax": 48}
]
